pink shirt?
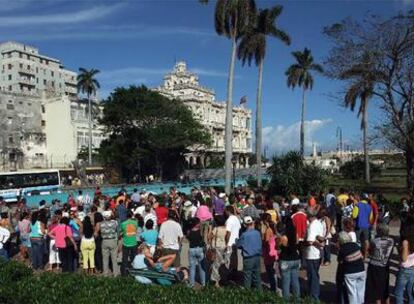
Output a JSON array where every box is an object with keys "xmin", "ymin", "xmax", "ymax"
[
  {"xmin": 196, "ymin": 205, "xmax": 213, "ymax": 222},
  {"xmin": 51, "ymin": 224, "xmax": 73, "ymax": 248}
]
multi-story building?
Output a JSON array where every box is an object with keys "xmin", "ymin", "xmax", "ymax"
[
  {"xmin": 0, "ymin": 41, "xmax": 105, "ymax": 170},
  {"xmin": 0, "ymin": 41, "xmax": 77, "ymax": 98},
  {"xmin": 155, "ymin": 61, "xmax": 252, "ymax": 168}
]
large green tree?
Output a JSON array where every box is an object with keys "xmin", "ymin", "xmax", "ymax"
[
  {"xmin": 324, "ymin": 13, "xmax": 414, "ymax": 197},
  {"xmin": 340, "ymin": 52, "xmax": 383, "ymax": 184},
  {"xmin": 238, "ymin": 5, "xmax": 290, "ymax": 188},
  {"xmin": 285, "ymin": 48, "xmax": 323, "ymax": 158},
  {"xmin": 98, "ymin": 86, "xmax": 211, "ymax": 181},
  {"xmin": 77, "ymin": 68, "xmax": 100, "ymax": 166},
  {"xmin": 215, "ymin": 0, "xmax": 256, "ymax": 194},
  {"xmin": 267, "ymin": 151, "xmax": 330, "ymax": 196}
]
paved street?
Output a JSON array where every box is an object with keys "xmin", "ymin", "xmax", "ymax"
[{"xmin": 179, "ymin": 220, "xmax": 401, "ymax": 303}]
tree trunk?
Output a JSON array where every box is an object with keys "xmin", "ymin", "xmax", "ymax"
[
  {"xmin": 406, "ymin": 146, "xmax": 414, "ymax": 199},
  {"xmin": 363, "ymin": 105, "xmax": 370, "ymax": 184},
  {"xmin": 224, "ymin": 37, "xmax": 237, "ymax": 195},
  {"xmin": 88, "ymin": 92, "xmax": 92, "ymax": 166},
  {"xmin": 256, "ymin": 60, "xmax": 264, "ymax": 188},
  {"xmin": 300, "ymin": 88, "xmax": 306, "ymax": 159}
]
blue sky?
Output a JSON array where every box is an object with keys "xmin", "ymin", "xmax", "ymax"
[{"xmin": 1, "ymin": 0, "xmax": 413, "ymax": 155}]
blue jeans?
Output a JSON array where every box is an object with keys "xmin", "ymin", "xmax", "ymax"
[
  {"xmin": 280, "ymin": 259, "xmax": 301, "ymax": 299},
  {"xmin": 189, "ymin": 247, "xmax": 206, "ymax": 287},
  {"xmin": 395, "ymin": 267, "xmax": 414, "ymax": 304},
  {"xmin": 0, "ymin": 247, "xmax": 8, "ymax": 260},
  {"xmin": 306, "ymin": 259, "xmax": 321, "ymax": 300},
  {"xmin": 243, "ymin": 255, "xmax": 262, "ymax": 289},
  {"xmin": 344, "ymin": 271, "xmax": 365, "ymax": 304},
  {"xmin": 30, "ymin": 238, "xmax": 45, "ymax": 270}
]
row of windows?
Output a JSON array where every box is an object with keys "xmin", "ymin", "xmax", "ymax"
[{"xmin": 2, "ymin": 51, "xmax": 50, "ymax": 65}]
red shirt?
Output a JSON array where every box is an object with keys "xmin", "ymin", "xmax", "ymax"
[
  {"xmin": 291, "ymin": 211, "xmax": 307, "ymax": 241},
  {"xmin": 155, "ymin": 206, "xmax": 169, "ymax": 225},
  {"xmin": 370, "ymin": 200, "xmax": 379, "ymax": 225}
]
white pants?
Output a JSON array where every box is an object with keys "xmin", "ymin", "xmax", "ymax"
[{"xmin": 49, "ymin": 239, "xmax": 60, "ymax": 265}]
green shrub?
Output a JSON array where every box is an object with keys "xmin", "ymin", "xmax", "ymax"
[{"xmin": 0, "ymin": 261, "xmax": 318, "ymax": 303}]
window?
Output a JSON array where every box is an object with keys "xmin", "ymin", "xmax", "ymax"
[
  {"xmin": 51, "ymin": 71, "xmax": 54, "ymax": 77},
  {"xmin": 8, "ymin": 75, "xmax": 11, "ymax": 80},
  {"xmin": 27, "ymin": 65, "xmax": 30, "ymax": 70},
  {"xmin": 43, "ymin": 79, "xmax": 46, "ymax": 85},
  {"xmin": 36, "ymin": 78, "xmax": 39, "ymax": 84},
  {"xmin": 8, "ymin": 85, "xmax": 12, "ymax": 91},
  {"xmin": 7, "ymin": 104, "xmax": 14, "ymax": 110},
  {"xmin": 8, "ymin": 99, "xmax": 12, "ymax": 103},
  {"xmin": 19, "ymin": 63, "xmax": 23, "ymax": 68},
  {"xmin": 51, "ymin": 81, "xmax": 55, "ymax": 87},
  {"xmin": 36, "ymin": 67, "xmax": 38, "ymax": 73},
  {"xmin": 28, "ymin": 102, "xmax": 32, "ymax": 106},
  {"xmin": 19, "ymin": 101, "xmax": 23, "ymax": 105},
  {"xmin": 8, "ymin": 136, "xmax": 13, "ymax": 144},
  {"xmin": 41, "ymin": 105, "xmax": 45, "ymax": 113},
  {"xmin": 46, "ymin": 60, "xmax": 49, "ymax": 65},
  {"xmin": 19, "ymin": 52, "xmax": 22, "ymax": 58},
  {"xmin": 41, "ymin": 120, "xmax": 46, "ymax": 127},
  {"xmin": 8, "ymin": 64, "xmax": 12, "ymax": 70},
  {"xmin": 7, "ymin": 117, "xmax": 12, "ymax": 125},
  {"xmin": 40, "ymin": 59, "xmax": 43, "ymax": 64}
]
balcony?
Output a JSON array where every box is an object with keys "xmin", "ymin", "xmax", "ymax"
[
  {"xmin": 18, "ymin": 66, "xmax": 35, "ymax": 75},
  {"xmin": 18, "ymin": 77, "xmax": 35, "ymax": 86}
]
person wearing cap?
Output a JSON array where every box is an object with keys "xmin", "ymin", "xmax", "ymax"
[
  {"xmin": 352, "ymin": 193, "xmax": 373, "ymax": 258},
  {"xmin": 236, "ymin": 216, "xmax": 262, "ymax": 290},
  {"xmin": 304, "ymin": 208, "xmax": 324, "ymax": 300},
  {"xmin": 95, "ymin": 210, "xmax": 119, "ymax": 276}
]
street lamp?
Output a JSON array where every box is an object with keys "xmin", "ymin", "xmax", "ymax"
[{"xmin": 231, "ymin": 156, "xmax": 237, "ymax": 191}]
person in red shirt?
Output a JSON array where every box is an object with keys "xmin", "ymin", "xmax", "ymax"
[
  {"xmin": 291, "ymin": 205, "xmax": 307, "ymax": 242},
  {"xmin": 155, "ymin": 201, "xmax": 169, "ymax": 226}
]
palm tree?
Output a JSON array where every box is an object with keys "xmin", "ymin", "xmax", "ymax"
[
  {"xmin": 340, "ymin": 52, "xmax": 382, "ymax": 184},
  {"xmin": 77, "ymin": 68, "xmax": 100, "ymax": 166},
  {"xmin": 215, "ymin": 0, "xmax": 257, "ymax": 194},
  {"xmin": 238, "ymin": 6, "xmax": 290, "ymax": 188},
  {"xmin": 285, "ymin": 48, "xmax": 323, "ymax": 159}
]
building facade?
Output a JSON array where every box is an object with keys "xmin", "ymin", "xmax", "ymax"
[
  {"xmin": 155, "ymin": 62, "xmax": 252, "ymax": 168},
  {"xmin": 0, "ymin": 41, "xmax": 104, "ymax": 170},
  {"xmin": 0, "ymin": 41, "xmax": 77, "ymax": 98}
]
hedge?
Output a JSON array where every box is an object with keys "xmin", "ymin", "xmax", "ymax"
[{"xmin": 0, "ymin": 260, "xmax": 317, "ymax": 303}]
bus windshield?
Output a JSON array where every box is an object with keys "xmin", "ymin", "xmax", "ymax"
[{"xmin": 0, "ymin": 172, "xmax": 60, "ymax": 190}]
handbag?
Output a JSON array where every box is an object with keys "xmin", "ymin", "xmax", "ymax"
[
  {"xmin": 206, "ymin": 228, "xmax": 218, "ymax": 262},
  {"xmin": 64, "ymin": 226, "xmax": 74, "ymax": 248}
]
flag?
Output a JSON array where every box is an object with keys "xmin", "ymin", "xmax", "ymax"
[{"xmin": 240, "ymin": 95, "xmax": 247, "ymax": 105}]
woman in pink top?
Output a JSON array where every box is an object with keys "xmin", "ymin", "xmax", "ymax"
[
  {"xmin": 195, "ymin": 200, "xmax": 213, "ymax": 244},
  {"xmin": 48, "ymin": 217, "xmax": 77, "ymax": 273}
]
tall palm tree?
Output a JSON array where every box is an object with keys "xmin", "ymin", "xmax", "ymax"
[
  {"xmin": 215, "ymin": 0, "xmax": 257, "ymax": 194},
  {"xmin": 340, "ymin": 52, "xmax": 382, "ymax": 184},
  {"xmin": 285, "ymin": 48, "xmax": 323, "ymax": 159},
  {"xmin": 77, "ymin": 68, "xmax": 100, "ymax": 166},
  {"xmin": 238, "ymin": 6, "xmax": 290, "ymax": 188}
]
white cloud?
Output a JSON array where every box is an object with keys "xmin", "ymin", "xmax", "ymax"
[
  {"xmin": 4, "ymin": 24, "xmax": 214, "ymax": 41},
  {"xmin": 262, "ymin": 119, "xmax": 333, "ymax": 155},
  {"xmin": 0, "ymin": 5, "xmax": 122, "ymax": 26}
]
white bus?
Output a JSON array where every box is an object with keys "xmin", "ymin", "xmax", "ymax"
[{"xmin": 0, "ymin": 169, "xmax": 61, "ymax": 202}]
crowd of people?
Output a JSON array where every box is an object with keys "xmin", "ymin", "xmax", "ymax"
[{"xmin": 0, "ymin": 186, "xmax": 413, "ymax": 303}]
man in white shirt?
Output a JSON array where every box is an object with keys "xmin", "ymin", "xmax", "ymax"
[
  {"xmin": 158, "ymin": 210, "xmax": 183, "ymax": 266},
  {"xmin": 0, "ymin": 223, "xmax": 11, "ymax": 260},
  {"xmin": 225, "ymin": 206, "xmax": 241, "ymax": 277},
  {"xmin": 290, "ymin": 193, "xmax": 300, "ymax": 206},
  {"xmin": 305, "ymin": 209, "xmax": 324, "ymax": 300}
]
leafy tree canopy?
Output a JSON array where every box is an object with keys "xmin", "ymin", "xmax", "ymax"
[
  {"xmin": 267, "ymin": 151, "xmax": 330, "ymax": 196},
  {"xmin": 339, "ymin": 158, "xmax": 381, "ymax": 181},
  {"xmin": 98, "ymin": 85, "xmax": 211, "ymax": 181}
]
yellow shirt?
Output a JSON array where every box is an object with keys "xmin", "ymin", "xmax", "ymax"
[{"xmin": 337, "ymin": 194, "xmax": 349, "ymax": 207}]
